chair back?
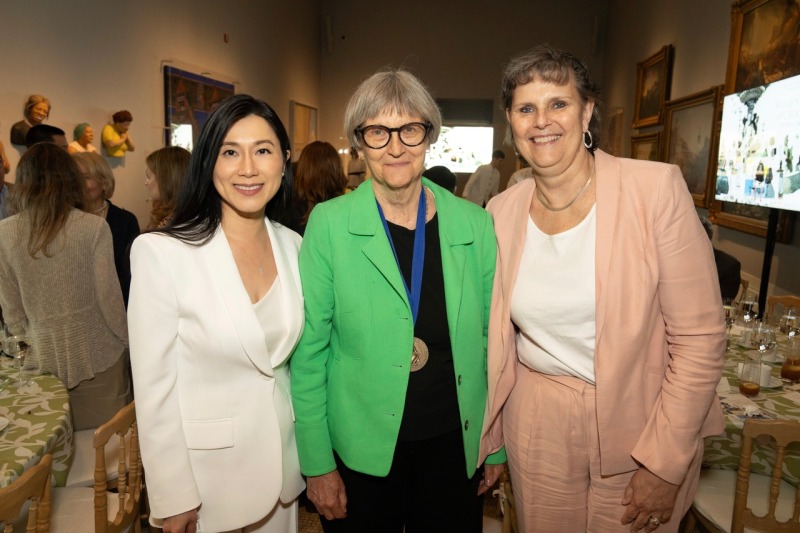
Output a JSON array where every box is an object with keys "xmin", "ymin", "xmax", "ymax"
[
  {"xmin": 0, "ymin": 453, "xmax": 52, "ymax": 533},
  {"xmin": 766, "ymin": 295, "xmax": 800, "ymax": 322},
  {"xmin": 93, "ymin": 401, "xmax": 141, "ymax": 533},
  {"xmin": 732, "ymin": 419, "xmax": 800, "ymax": 532}
]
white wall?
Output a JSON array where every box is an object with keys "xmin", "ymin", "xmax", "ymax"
[
  {"xmin": 1, "ymin": 0, "xmax": 320, "ymax": 226},
  {"xmin": 603, "ymin": 0, "xmax": 799, "ymax": 296}
]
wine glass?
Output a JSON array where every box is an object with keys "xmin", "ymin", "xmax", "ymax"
[
  {"xmin": 4, "ymin": 324, "xmax": 31, "ymax": 388},
  {"xmin": 750, "ymin": 321, "xmax": 777, "ymax": 360},
  {"xmin": 780, "ymin": 306, "xmax": 799, "ymax": 338},
  {"xmin": 739, "ymin": 292, "xmax": 759, "ymax": 344},
  {"xmin": 723, "ymin": 298, "xmax": 738, "ymax": 352}
]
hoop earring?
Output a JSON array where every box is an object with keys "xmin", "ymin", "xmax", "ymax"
[{"xmin": 583, "ymin": 131, "xmax": 593, "ymax": 149}]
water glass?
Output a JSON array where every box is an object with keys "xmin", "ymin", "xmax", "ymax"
[
  {"xmin": 723, "ymin": 298, "xmax": 738, "ymax": 351},
  {"xmin": 4, "ymin": 323, "xmax": 31, "ymax": 388},
  {"xmin": 739, "ymin": 359, "xmax": 762, "ymax": 397},
  {"xmin": 780, "ymin": 306, "xmax": 799, "ymax": 338},
  {"xmin": 750, "ymin": 321, "xmax": 777, "ymax": 359}
]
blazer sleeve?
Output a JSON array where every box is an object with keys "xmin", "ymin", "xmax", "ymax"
[
  {"xmin": 128, "ymin": 235, "xmax": 201, "ymax": 519},
  {"xmin": 94, "ymin": 222, "xmax": 128, "ymax": 345},
  {"xmin": 630, "ymin": 166, "xmax": 725, "ymax": 484},
  {"xmin": 291, "ymin": 206, "xmax": 338, "ymax": 476}
]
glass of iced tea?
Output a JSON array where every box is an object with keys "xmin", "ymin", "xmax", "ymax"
[
  {"xmin": 781, "ymin": 338, "xmax": 800, "ymax": 384},
  {"xmin": 739, "ymin": 360, "xmax": 761, "ymax": 397}
]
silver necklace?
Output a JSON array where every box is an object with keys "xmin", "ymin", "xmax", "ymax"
[{"xmin": 536, "ymin": 160, "xmax": 595, "ymax": 212}]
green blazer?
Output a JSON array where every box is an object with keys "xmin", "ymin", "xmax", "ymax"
[{"xmin": 291, "ymin": 178, "xmax": 500, "ymax": 478}]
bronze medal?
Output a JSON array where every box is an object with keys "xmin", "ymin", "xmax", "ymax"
[{"xmin": 410, "ymin": 337, "xmax": 429, "ymax": 372}]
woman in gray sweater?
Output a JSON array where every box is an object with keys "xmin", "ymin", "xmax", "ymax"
[{"xmin": 0, "ymin": 143, "xmax": 129, "ymax": 430}]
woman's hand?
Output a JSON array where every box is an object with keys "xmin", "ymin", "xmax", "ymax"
[
  {"xmin": 478, "ymin": 462, "xmax": 506, "ymax": 496},
  {"xmin": 307, "ymin": 470, "xmax": 348, "ymax": 520},
  {"xmin": 162, "ymin": 508, "xmax": 199, "ymax": 533},
  {"xmin": 620, "ymin": 467, "xmax": 679, "ymax": 531}
]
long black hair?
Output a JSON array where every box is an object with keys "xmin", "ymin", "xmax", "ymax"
[{"xmin": 156, "ymin": 94, "xmax": 294, "ymax": 244}]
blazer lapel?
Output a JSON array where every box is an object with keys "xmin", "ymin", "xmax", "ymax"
[
  {"xmin": 594, "ymin": 150, "xmax": 621, "ymax": 346},
  {"xmin": 203, "ymin": 226, "xmax": 275, "ymax": 377},
  {"xmin": 265, "ymin": 220, "xmax": 303, "ymax": 369},
  {"xmin": 349, "ymin": 182, "xmax": 410, "ymax": 309}
]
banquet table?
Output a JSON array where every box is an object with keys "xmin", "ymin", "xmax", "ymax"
[
  {"xmin": 0, "ymin": 358, "xmax": 74, "ymax": 488},
  {"xmin": 703, "ymin": 326, "xmax": 800, "ymax": 485}
]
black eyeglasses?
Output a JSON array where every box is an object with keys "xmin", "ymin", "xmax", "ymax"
[{"xmin": 354, "ymin": 122, "xmax": 432, "ymax": 149}]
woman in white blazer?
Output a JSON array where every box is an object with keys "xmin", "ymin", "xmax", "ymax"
[{"xmin": 128, "ymin": 95, "xmax": 305, "ymax": 533}]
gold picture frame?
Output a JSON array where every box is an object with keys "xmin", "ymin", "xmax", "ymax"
[
  {"xmin": 630, "ymin": 132, "xmax": 661, "ymax": 161},
  {"xmin": 662, "ymin": 86, "xmax": 722, "ymax": 208},
  {"xmin": 632, "ymin": 45, "xmax": 674, "ymax": 128},
  {"xmin": 725, "ymin": 0, "xmax": 800, "ymax": 94}
]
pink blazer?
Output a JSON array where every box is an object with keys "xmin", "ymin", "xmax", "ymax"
[{"xmin": 479, "ymin": 150, "xmax": 725, "ymax": 485}]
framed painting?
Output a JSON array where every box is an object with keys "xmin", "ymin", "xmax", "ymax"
[
  {"xmin": 289, "ymin": 101, "xmax": 318, "ymax": 162},
  {"xmin": 163, "ymin": 66, "xmax": 234, "ymax": 150},
  {"xmin": 632, "ymin": 45, "xmax": 674, "ymax": 128},
  {"xmin": 662, "ymin": 86, "xmax": 722, "ymax": 208},
  {"xmin": 725, "ymin": 0, "xmax": 800, "ymax": 94},
  {"xmin": 630, "ymin": 132, "xmax": 661, "ymax": 161},
  {"xmin": 708, "ymin": 201, "xmax": 793, "ymax": 241}
]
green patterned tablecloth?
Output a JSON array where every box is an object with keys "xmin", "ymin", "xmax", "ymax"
[
  {"xmin": 703, "ymin": 329, "xmax": 800, "ymax": 485},
  {"xmin": 0, "ymin": 360, "xmax": 74, "ymax": 487}
]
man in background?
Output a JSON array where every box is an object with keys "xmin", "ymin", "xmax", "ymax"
[
  {"xmin": 462, "ymin": 149, "xmax": 505, "ymax": 206},
  {"xmin": 701, "ymin": 216, "xmax": 741, "ymax": 300}
]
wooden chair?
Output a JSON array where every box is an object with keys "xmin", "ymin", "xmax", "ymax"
[
  {"xmin": 738, "ymin": 279, "xmax": 749, "ymax": 302},
  {"xmin": 65, "ymin": 428, "xmax": 132, "ymax": 488},
  {"xmin": 684, "ymin": 419, "xmax": 800, "ymax": 532},
  {"xmin": 50, "ymin": 402, "xmax": 142, "ymax": 533},
  {"xmin": 766, "ymin": 295, "xmax": 800, "ymax": 321},
  {"xmin": 0, "ymin": 453, "xmax": 52, "ymax": 533}
]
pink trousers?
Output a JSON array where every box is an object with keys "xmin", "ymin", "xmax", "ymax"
[{"xmin": 503, "ymin": 366, "xmax": 702, "ymax": 532}]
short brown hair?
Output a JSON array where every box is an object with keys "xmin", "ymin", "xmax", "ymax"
[{"xmin": 112, "ymin": 110, "xmax": 133, "ymax": 124}]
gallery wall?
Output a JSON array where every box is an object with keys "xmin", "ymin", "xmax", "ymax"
[
  {"xmin": 1, "ymin": 0, "xmax": 320, "ymax": 226},
  {"xmin": 602, "ymin": 0, "xmax": 799, "ymax": 296}
]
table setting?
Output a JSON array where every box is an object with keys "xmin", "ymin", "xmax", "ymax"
[{"xmin": 704, "ymin": 299, "xmax": 800, "ymax": 485}]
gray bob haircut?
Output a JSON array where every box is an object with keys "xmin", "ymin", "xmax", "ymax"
[
  {"xmin": 344, "ymin": 69, "xmax": 442, "ymax": 150},
  {"xmin": 501, "ymin": 44, "xmax": 602, "ymax": 151}
]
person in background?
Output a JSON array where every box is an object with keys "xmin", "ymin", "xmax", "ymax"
[
  {"xmin": 102, "ymin": 110, "xmax": 136, "ymax": 157},
  {"xmin": 481, "ymin": 44, "xmax": 724, "ymax": 532},
  {"xmin": 462, "ymin": 149, "xmax": 505, "ymax": 206},
  {"xmin": 72, "ymin": 152, "xmax": 140, "ymax": 306},
  {"xmin": 68, "ymin": 123, "xmax": 99, "ymax": 154},
  {"xmin": 700, "ymin": 216, "xmax": 741, "ymax": 301},
  {"xmin": 0, "ymin": 133, "xmax": 10, "ymax": 220},
  {"xmin": 25, "ymin": 124, "xmax": 68, "ymax": 150},
  {"xmin": 128, "ymin": 94, "xmax": 305, "ymax": 533},
  {"xmin": 423, "ymin": 165, "xmax": 457, "ymax": 193},
  {"xmin": 0, "ymin": 143, "xmax": 129, "ymax": 430},
  {"xmin": 291, "ymin": 68, "xmax": 500, "ymax": 532},
  {"xmin": 346, "ymin": 146, "xmax": 367, "ymax": 190},
  {"xmin": 144, "ymin": 146, "xmax": 191, "ymax": 230},
  {"xmin": 291, "ymin": 140, "xmax": 347, "ymax": 235},
  {"xmin": 10, "ymin": 94, "xmax": 51, "ymax": 145}
]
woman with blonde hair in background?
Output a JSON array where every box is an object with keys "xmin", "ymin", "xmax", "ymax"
[
  {"xmin": 145, "ymin": 146, "xmax": 191, "ymax": 229},
  {"xmin": 72, "ymin": 151, "xmax": 139, "ymax": 306}
]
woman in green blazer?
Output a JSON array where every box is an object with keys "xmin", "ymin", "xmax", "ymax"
[{"xmin": 291, "ymin": 69, "xmax": 503, "ymax": 532}]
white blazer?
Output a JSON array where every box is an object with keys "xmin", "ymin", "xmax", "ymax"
[{"xmin": 128, "ymin": 219, "xmax": 305, "ymax": 532}]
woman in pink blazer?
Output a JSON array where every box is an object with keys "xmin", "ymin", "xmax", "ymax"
[{"xmin": 479, "ymin": 44, "xmax": 725, "ymax": 532}]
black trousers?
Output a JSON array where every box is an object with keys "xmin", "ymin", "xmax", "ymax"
[{"xmin": 320, "ymin": 429, "xmax": 483, "ymax": 533}]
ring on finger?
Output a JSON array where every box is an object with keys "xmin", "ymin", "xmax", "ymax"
[{"xmin": 647, "ymin": 516, "xmax": 660, "ymax": 527}]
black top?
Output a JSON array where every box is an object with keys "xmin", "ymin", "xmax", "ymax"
[
  {"xmin": 106, "ymin": 201, "xmax": 140, "ymax": 307},
  {"xmin": 714, "ymin": 248, "xmax": 741, "ymax": 301},
  {"xmin": 387, "ymin": 214, "xmax": 461, "ymax": 441}
]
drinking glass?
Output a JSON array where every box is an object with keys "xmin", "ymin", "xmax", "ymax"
[
  {"xmin": 723, "ymin": 298, "xmax": 738, "ymax": 352},
  {"xmin": 4, "ymin": 324, "xmax": 31, "ymax": 388},
  {"xmin": 739, "ymin": 359, "xmax": 761, "ymax": 397},
  {"xmin": 739, "ymin": 291, "xmax": 759, "ymax": 324},
  {"xmin": 781, "ymin": 337, "xmax": 800, "ymax": 384},
  {"xmin": 750, "ymin": 321, "xmax": 777, "ymax": 359},
  {"xmin": 780, "ymin": 306, "xmax": 799, "ymax": 338}
]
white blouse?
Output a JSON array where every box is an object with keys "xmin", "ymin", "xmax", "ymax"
[
  {"xmin": 510, "ymin": 205, "xmax": 597, "ymax": 383},
  {"xmin": 253, "ymin": 277, "xmax": 288, "ymax": 369}
]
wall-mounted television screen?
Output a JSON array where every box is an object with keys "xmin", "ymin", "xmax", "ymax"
[{"xmin": 715, "ymin": 73, "xmax": 800, "ymax": 213}]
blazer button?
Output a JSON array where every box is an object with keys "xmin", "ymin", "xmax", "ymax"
[
  {"xmin": 464, "ymin": 420, "xmax": 469, "ymax": 431},
  {"xmin": 458, "ymin": 375, "xmax": 462, "ymax": 385}
]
